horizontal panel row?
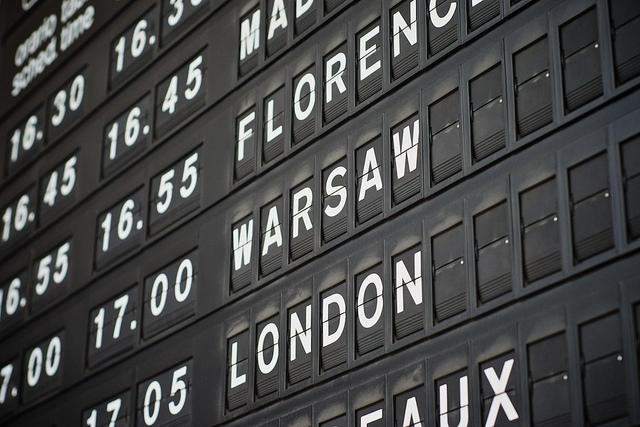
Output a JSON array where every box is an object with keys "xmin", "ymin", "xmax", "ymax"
[
  {"xmin": 2, "ymin": 248, "xmax": 640, "ymax": 426},
  {"xmin": 0, "ymin": 94, "xmax": 638, "ymax": 421}
]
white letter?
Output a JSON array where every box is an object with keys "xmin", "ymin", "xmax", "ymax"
[
  {"xmin": 296, "ymin": 0, "xmax": 313, "ymax": 18},
  {"xmin": 358, "ymin": 148, "xmax": 382, "ymax": 202},
  {"xmin": 237, "ymin": 111, "xmax": 255, "ymax": 161},
  {"xmin": 229, "ymin": 342, "xmax": 246, "ymax": 388},
  {"xmin": 402, "ymin": 396, "xmax": 423, "ymax": 427},
  {"xmin": 268, "ymin": 0, "xmax": 288, "ymax": 39},
  {"xmin": 357, "ymin": 273, "xmax": 383, "ymax": 329},
  {"xmin": 359, "ymin": 26, "xmax": 381, "ymax": 81},
  {"xmin": 290, "ymin": 304, "xmax": 311, "ymax": 360},
  {"xmin": 392, "ymin": 0, "xmax": 417, "ymax": 58},
  {"xmin": 393, "ymin": 119, "xmax": 420, "ymax": 179},
  {"xmin": 257, "ymin": 323, "xmax": 279, "ymax": 374},
  {"xmin": 324, "ymin": 166, "xmax": 347, "ymax": 217},
  {"xmin": 396, "ymin": 251, "xmax": 422, "ymax": 313},
  {"xmin": 294, "ymin": 73, "xmax": 316, "ymax": 121},
  {"xmin": 483, "ymin": 359, "xmax": 519, "ymax": 427},
  {"xmin": 233, "ymin": 219, "xmax": 253, "ymax": 271},
  {"xmin": 292, "ymin": 186, "xmax": 313, "ymax": 238},
  {"xmin": 325, "ymin": 52, "xmax": 347, "ymax": 103},
  {"xmin": 429, "ymin": 0, "xmax": 457, "ymax": 29},
  {"xmin": 439, "ymin": 376, "xmax": 469, "ymax": 427},
  {"xmin": 262, "ymin": 206, "xmax": 282, "ymax": 255},
  {"xmin": 240, "ymin": 9, "xmax": 260, "ymax": 61},
  {"xmin": 360, "ymin": 409, "xmax": 383, "ymax": 426},
  {"xmin": 322, "ymin": 293, "xmax": 346, "ymax": 347},
  {"xmin": 266, "ymin": 99, "xmax": 282, "ymax": 142}
]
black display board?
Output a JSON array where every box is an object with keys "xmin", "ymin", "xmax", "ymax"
[{"xmin": 0, "ymin": 0, "xmax": 639, "ymax": 425}]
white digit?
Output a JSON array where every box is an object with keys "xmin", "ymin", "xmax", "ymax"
[
  {"xmin": 106, "ymin": 398, "xmax": 122, "ymax": 427},
  {"xmin": 150, "ymin": 274, "xmax": 168, "ymax": 316},
  {"xmin": 113, "ymin": 294, "xmax": 129, "ymax": 339},
  {"xmin": 184, "ymin": 56, "xmax": 202, "ymax": 101},
  {"xmin": 175, "ymin": 259, "xmax": 192, "ymax": 303},
  {"xmin": 10, "ymin": 129, "xmax": 20, "ymax": 162},
  {"xmin": 35, "ymin": 255, "xmax": 52, "ymax": 295},
  {"xmin": 43, "ymin": 171, "xmax": 58, "ymax": 206},
  {"xmin": 26, "ymin": 347, "xmax": 42, "ymax": 387},
  {"xmin": 53, "ymin": 242, "xmax": 70, "ymax": 284},
  {"xmin": 162, "ymin": 76, "xmax": 178, "ymax": 114},
  {"xmin": 143, "ymin": 381, "xmax": 161, "ymax": 425},
  {"xmin": 114, "ymin": 36, "xmax": 126, "ymax": 72},
  {"xmin": 101, "ymin": 212, "xmax": 113, "ymax": 252},
  {"xmin": 168, "ymin": 366, "xmax": 187, "ymax": 415},
  {"xmin": 94, "ymin": 307, "xmax": 105, "ymax": 349},
  {"xmin": 179, "ymin": 152, "xmax": 198, "ymax": 198},
  {"xmin": 6, "ymin": 278, "xmax": 21, "ymax": 316},
  {"xmin": 45, "ymin": 336, "xmax": 61, "ymax": 376},
  {"xmin": 14, "ymin": 194, "xmax": 29, "ymax": 232},
  {"xmin": 0, "ymin": 289, "xmax": 3, "ymax": 319},
  {"xmin": 1, "ymin": 207, "xmax": 11, "ymax": 242},
  {"xmin": 117, "ymin": 199, "xmax": 135, "ymax": 240},
  {"xmin": 167, "ymin": 0, "xmax": 184, "ymax": 26},
  {"xmin": 51, "ymin": 90, "xmax": 66, "ymax": 127},
  {"xmin": 131, "ymin": 19, "xmax": 148, "ymax": 58},
  {"xmin": 107, "ymin": 122, "xmax": 119, "ymax": 160},
  {"xmin": 60, "ymin": 156, "xmax": 77, "ymax": 196},
  {"xmin": 125, "ymin": 107, "xmax": 141, "ymax": 146},
  {"xmin": 22, "ymin": 115, "xmax": 37, "ymax": 150},
  {"xmin": 69, "ymin": 74, "xmax": 84, "ymax": 112},
  {"xmin": 156, "ymin": 169, "xmax": 175, "ymax": 214},
  {"xmin": 86, "ymin": 409, "xmax": 97, "ymax": 427},
  {"xmin": 0, "ymin": 364, "xmax": 13, "ymax": 403}
]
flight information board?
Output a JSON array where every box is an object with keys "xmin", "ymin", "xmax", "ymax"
[{"xmin": 0, "ymin": 0, "xmax": 639, "ymax": 425}]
